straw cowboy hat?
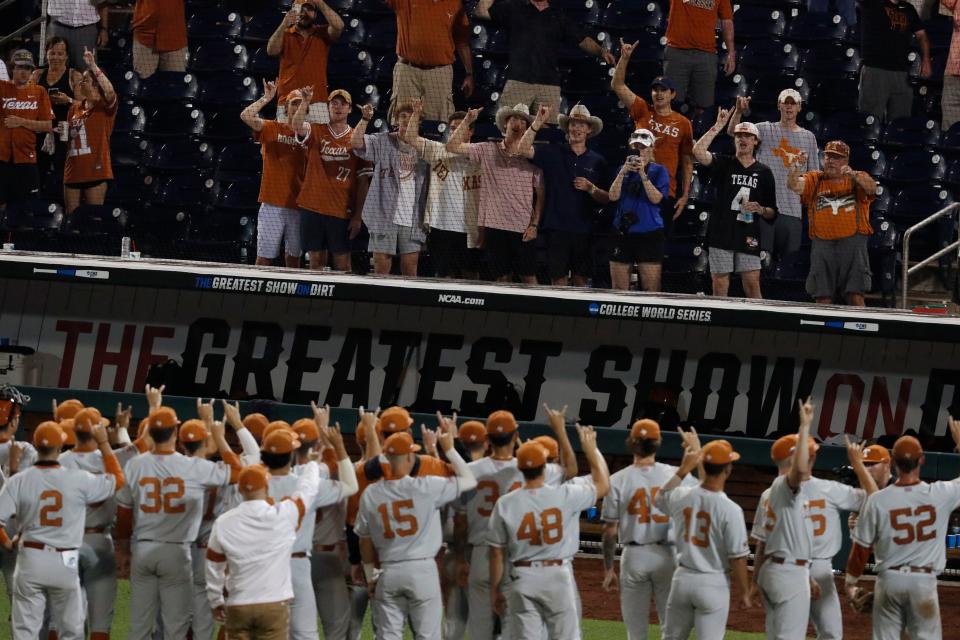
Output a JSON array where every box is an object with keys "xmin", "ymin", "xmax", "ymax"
[
  {"xmin": 495, "ymin": 103, "xmax": 534, "ymax": 133},
  {"xmin": 558, "ymin": 104, "xmax": 603, "ymax": 138}
]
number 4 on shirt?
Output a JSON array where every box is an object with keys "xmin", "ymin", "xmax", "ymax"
[{"xmin": 517, "ymin": 508, "xmax": 563, "ymax": 546}]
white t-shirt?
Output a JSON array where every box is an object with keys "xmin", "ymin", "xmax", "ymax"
[{"xmin": 418, "ymin": 139, "xmax": 481, "ymax": 242}]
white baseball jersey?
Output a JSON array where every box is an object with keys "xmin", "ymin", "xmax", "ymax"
[
  {"xmin": 761, "ymin": 475, "xmax": 816, "ymax": 562},
  {"xmin": 60, "ymin": 449, "xmax": 117, "ymax": 530},
  {"xmin": 488, "ymin": 481, "xmax": 597, "ymax": 562},
  {"xmin": 458, "ymin": 457, "xmax": 522, "ymax": 547},
  {"xmin": 655, "ymin": 485, "xmax": 749, "ymax": 573},
  {"xmin": 544, "ymin": 462, "xmax": 565, "ymax": 488},
  {"xmin": 355, "ymin": 475, "xmax": 462, "ymax": 562},
  {"xmin": 0, "ymin": 463, "xmax": 117, "ymax": 547},
  {"xmin": 313, "ymin": 500, "xmax": 347, "ymax": 547},
  {"xmin": 751, "ymin": 486, "xmax": 773, "ymax": 543},
  {"xmin": 602, "ymin": 462, "xmax": 694, "ymax": 545},
  {"xmin": 207, "ymin": 462, "xmax": 321, "ymax": 607},
  {"xmin": 852, "ymin": 480, "xmax": 960, "ymax": 574},
  {"xmin": 116, "ymin": 452, "xmax": 233, "ymax": 543},
  {"xmin": 419, "ymin": 139, "xmax": 481, "ymax": 240},
  {"xmin": 0, "ymin": 440, "xmax": 37, "ymax": 476},
  {"xmin": 268, "ymin": 465, "xmax": 347, "ymax": 554}
]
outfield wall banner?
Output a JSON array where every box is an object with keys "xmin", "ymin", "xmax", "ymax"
[{"xmin": 2, "ymin": 261, "xmax": 960, "ymax": 441}]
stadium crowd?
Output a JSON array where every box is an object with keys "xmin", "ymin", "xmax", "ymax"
[{"xmin": 0, "ymin": 0, "xmax": 952, "ymax": 304}]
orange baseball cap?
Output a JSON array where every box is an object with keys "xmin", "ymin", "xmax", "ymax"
[
  {"xmin": 54, "ymin": 399, "xmax": 84, "ymax": 421},
  {"xmin": 771, "ymin": 434, "xmax": 819, "ymax": 462},
  {"xmin": 179, "ymin": 419, "xmax": 209, "ymax": 443},
  {"xmin": 893, "ymin": 436, "xmax": 923, "ymax": 461},
  {"xmin": 533, "ymin": 435, "xmax": 559, "ymax": 460},
  {"xmin": 383, "ymin": 432, "xmax": 420, "ymax": 455},
  {"xmin": 238, "ymin": 464, "xmax": 271, "ymax": 493},
  {"xmin": 630, "ymin": 419, "xmax": 661, "ymax": 441},
  {"xmin": 517, "ymin": 441, "xmax": 547, "ymax": 469},
  {"xmin": 458, "ymin": 421, "xmax": 487, "ymax": 444},
  {"xmin": 702, "ymin": 439, "xmax": 740, "ymax": 464},
  {"xmin": 33, "ymin": 421, "xmax": 66, "ymax": 448},
  {"xmin": 262, "ymin": 429, "xmax": 300, "ymax": 455},
  {"xmin": 263, "ymin": 421, "xmax": 292, "ymax": 442},
  {"xmin": 147, "ymin": 407, "xmax": 179, "ymax": 430},
  {"xmin": 378, "ymin": 407, "xmax": 413, "ymax": 434},
  {"xmin": 292, "ymin": 418, "xmax": 320, "ymax": 442},
  {"xmin": 73, "ymin": 407, "xmax": 104, "ymax": 433},
  {"xmin": 243, "ymin": 413, "xmax": 269, "ymax": 442},
  {"xmin": 863, "ymin": 444, "xmax": 891, "ymax": 464},
  {"xmin": 486, "ymin": 410, "xmax": 518, "ymax": 435},
  {"xmin": 60, "ymin": 420, "xmax": 77, "ymax": 447}
]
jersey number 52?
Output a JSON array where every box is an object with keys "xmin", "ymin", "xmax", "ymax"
[{"xmin": 889, "ymin": 505, "xmax": 936, "ymax": 544}]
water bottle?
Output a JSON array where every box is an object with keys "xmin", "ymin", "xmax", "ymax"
[{"xmin": 120, "ymin": 236, "xmax": 131, "ymax": 258}]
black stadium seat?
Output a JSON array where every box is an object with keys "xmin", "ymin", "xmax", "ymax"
[
  {"xmin": 144, "ymin": 140, "xmax": 216, "ymax": 175},
  {"xmin": 879, "ymin": 116, "xmax": 940, "ymax": 152},
  {"xmin": 187, "ymin": 8, "xmax": 243, "ymax": 41},
  {"xmin": 188, "ymin": 40, "xmax": 249, "ymax": 73},
  {"xmin": 111, "ymin": 136, "xmax": 154, "ymax": 169},
  {"xmin": 112, "ymin": 104, "xmax": 147, "ymax": 137},
  {"xmin": 144, "ymin": 106, "xmax": 206, "ymax": 140},
  {"xmin": 883, "ymin": 149, "xmax": 946, "ymax": 187},
  {"xmin": 596, "ymin": 0, "xmax": 665, "ymax": 33},
  {"xmin": 214, "ymin": 142, "xmax": 263, "ymax": 181},
  {"xmin": 798, "ymin": 42, "xmax": 861, "ymax": 80},
  {"xmin": 202, "ymin": 108, "xmax": 255, "ymax": 144},
  {"xmin": 738, "ymin": 39, "xmax": 800, "ymax": 76},
  {"xmin": 241, "ymin": 10, "xmax": 284, "ymax": 44},
  {"xmin": 784, "ymin": 12, "xmax": 848, "ymax": 44},
  {"xmin": 819, "ymin": 111, "xmax": 881, "ymax": 146},
  {"xmin": 137, "ymin": 71, "xmax": 199, "ymax": 105},
  {"xmin": 196, "ymin": 74, "xmax": 260, "ymax": 108},
  {"xmin": 848, "ymin": 143, "xmax": 887, "ymax": 179},
  {"xmin": 245, "ymin": 47, "xmax": 281, "ymax": 78},
  {"xmin": 732, "ymin": 6, "xmax": 787, "ymax": 42}
]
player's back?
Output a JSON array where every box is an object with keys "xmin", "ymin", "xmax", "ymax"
[
  {"xmin": 604, "ymin": 462, "xmax": 678, "ymax": 544},
  {"xmin": 60, "ymin": 449, "xmax": 115, "ymax": 530},
  {"xmin": 461, "ymin": 457, "xmax": 521, "ymax": 546},
  {"xmin": 854, "ymin": 481, "xmax": 960, "ymax": 573},
  {"xmin": 763, "ymin": 475, "xmax": 815, "ymax": 561},
  {"xmin": 806, "ymin": 476, "xmax": 865, "ymax": 558},
  {"xmin": 0, "ymin": 440, "xmax": 37, "ymax": 475},
  {"xmin": 660, "ymin": 485, "xmax": 749, "ymax": 573}
]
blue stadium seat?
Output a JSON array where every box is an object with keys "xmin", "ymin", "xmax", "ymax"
[
  {"xmin": 883, "ymin": 149, "xmax": 946, "ymax": 186},
  {"xmin": 714, "ymin": 73, "xmax": 749, "ymax": 106},
  {"xmin": 137, "ymin": 71, "xmax": 199, "ymax": 105},
  {"xmin": 819, "ymin": 110, "xmax": 881, "ymax": 146},
  {"xmin": 879, "ymin": 116, "xmax": 940, "ymax": 152},
  {"xmin": 807, "ymin": 76, "xmax": 859, "ymax": 113},
  {"xmin": 362, "ymin": 18, "xmax": 398, "ymax": 51},
  {"xmin": 762, "ymin": 250, "xmax": 812, "ymax": 302},
  {"xmin": 246, "ymin": 47, "xmax": 281, "ymax": 78},
  {"xmin": 145, "ymin": 140, "xmax": 216, "ymax": 174},
  {"xmin": 891, "ymin": 185, "xmax": 954, "ymax": 222},
  {"xmin": 241, "ymin": 9, "xmax": 284, "ymax": 44},
  {"xmin": 784, "ymin": 12, "xmax": 848, "ymax": 44},
  {"xmin": 737, "ymin": 39, "xmax": 800, "ymax": 76},
  {"xmin": 196, "ymin": 74, "xmax": 260, "ymax": 108},
  {"xmin": 144, "ymin": 106, "xmax": 206, "ymax": 140},
  {"xmin": 596, "ymin": 1, "xmax": 665, "ymax": 33},
  {"xmin": 798, "ymin": 42, "xmax": 861, "ymax": 80},
  {"xmin": 562, "ymin": 59, "xmax": 612, "ymax": 95},
  {"xmin": 110, "ymin": 70, "xmax": 141, "ymax": 101},
  {"xmin": 848, "ymin": 143, "xmax": 887, "ymax": 179},
  {"xmin": 111, "ymin": 136, "xmax": 154, "ymax": 168},
  {"xmin": 187, "ymin": 8, "xmax": 243, "ymax": 41},
  {"xmin": 202, "ymin": 108, "xmax": 256, "ymax": 143},
  {"xmin": 732, "ymin": 6, "xmax": 787, "ymax": 42},
  {"xmin": 113, "ymin": 104, "xmax": 147, "ymax": 137},
  {"xmin": 210, "ymin": 177, "xmax": 262, "ymax": 212},
  {"xmin": 215, "ymin": 142, "xmax": 263, "ymax": 181},
  {"xmin": 189, "ymin": 40, "xmax": 249, "ymax": 73},
  {"xmin": 749, "ymin": 74, "xmax": 809, "ymax": 108}
]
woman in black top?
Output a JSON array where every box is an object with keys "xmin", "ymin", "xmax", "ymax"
[{"xmin": 31, "ymin": 37, "xmax": 81, "ymax": 183}]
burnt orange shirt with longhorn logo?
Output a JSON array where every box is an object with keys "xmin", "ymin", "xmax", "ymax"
[
  {"xmin": 64, "ymin": 97, "xmax": 119, "ymax": 184},
  {"xmin": 800, "ymin": 171, "xmax": 874, "ymax": 240},
  {"xmin": 0, "ymin": 81, "xmax": 54, "ymax": 164},
  {"xmin": 298, "ymin": 123, "xmax": 363, "ymax": 218}
]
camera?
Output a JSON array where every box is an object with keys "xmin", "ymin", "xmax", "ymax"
[
  {"xmin": 624, "ymin": 180, "xmax": 645, "ymax": 197},
  {"xmin": 626, "ymin": 155, "xmax": 641, "ymax": 167},
  {"xmin": 617, "ymin": 211, "xmax": 638, "ymax": 235}
]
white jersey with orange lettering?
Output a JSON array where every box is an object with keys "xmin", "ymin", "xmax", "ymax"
[
  {"xmin": 751, "ymin": 486, "xmax": 773, "ymax": 543},
  {"xmin": 487, "ymin": 481, "xmax": 597, "ymax": 640},
  {"xmin": 654, "ymin": 485, "xmax": 749, "ymax": 640},
  {"xmin": 0, "ymin": 440, "xmax": 35, "ymax": 605},
  {"xmin": 0, "ymin": 462, "xmax": 118, "ymax": 639},
  {"xmin": 544, "ymin": 463, "xmax": 565, "ymax": 487},
  {"xmin": 355, "ymin": 474, "xmax": 464, "ymax": 640}
]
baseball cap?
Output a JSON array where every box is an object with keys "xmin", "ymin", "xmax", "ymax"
[
  {"xmin": 892, "ymin": 435, "xmax": 922, "ymax": 461},
  {"xmin": 383, "ymin": 431, "xmax": 421, "ymax": 455},
  {"xmin": 533, "ymin": 435, "xmax": 559, "ymax": 460},
  {"xmin": 770, "ymin": 434, "xmax": 819, "ymax": 462},
  {"xmin": 55, "ymin": 399, "xmax": 84, "ymax": 422},
  {"xmin": 179, "ymin": 419, "xmax": 209, "ymax": 443},
  {"xmin": 73, "ymin": 407, "xmax": 105, "ymax": 433},
  {"xmin": 863, "ymin": 444, "xmax": 891, "ymax": 464},
  {"xmin": 292, "ymin": 418, "xmax": 320, "ymax": 442},
  {"xmin": 262, "ymin": 429, "xmax": 300, "ymax": 454},
  {"xmin": 702, "ymin": 439, "xmax": 740, "ymax": 464},
  {"xmin": 238, "ymin": 464, "xmax": 271, "ymax": 493},
  {"xmin": 517, "ymin": 441, "xmax": 548, "ymax": 469},
  {"xmin": 60, "ymin": 420, "xmax": 77, "ymax": 447},
  {"xmin": 628, "ymin": 128, "xmax": 655, "ymax": 148},
  {"xmin": 328, "ymin": 89, "xmax": 352, "ymax": 105},
  {"xmin": 458, "ymin": 420, "xmax": 487, "ymax": 444},
  {"xmin": 378, "ymin": 407, "xmax": 414, "ymax": 434},
  {"xmin": 650, "ymin": 76, "xmax": 676, "ymax": 92},
  {"xmin": 733, "ymin": 121, "xmax": 760, "ymax": 138},
  {"xmin": 630, "ymin": 419, "xmax": 661, "ymax": 441},
  {"xmin": 263, "ymin": 421, "xmax": 292, "ymax": 442},
  {"xmin": 11, "ymin": 50, "xmax": 35, "ymax": 69},
  {"xmin": 778, "ymin": 88, "xmax": 803, "ymax": 105},
  {"xmin": 486, "ymin": 410, "xmax": 518, "ymax": 435},
  {"xmin": 147, "ymin": 407, "xmax": 179, "ymax": 430},
  {"xmin": 824, "ymin": 140, "xmax": 850, "ymax": 158},
  {"xmin": 33, "ymin": 421, "xmax": 65, "ymax": 448},
  {"xmin": 243, "ymin": 413, "xmax": 269, "ymax": 442}
]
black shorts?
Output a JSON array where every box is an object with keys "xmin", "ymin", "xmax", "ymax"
[
  {"xmin": 611, "ymin": 229, "xmax": 665, "ymax": 264},
  {"xmin": 0, "ymin": 162, "xmax": 39, "ymax": 205},
  {"xmin": 544, "ymin": 230, "xmax": 593, "ymax": 280},
  {"xmin": 65, "ymin": 179, "xmax": 109, "ymax": 190},
  {"xmin": 428, "ymin": 228, "xmax": 480, "ymax": 277},
  {"xmin": 300, "ymin": 210, "xmax": 351, "ymax": 254},
  {"xmin": 483, "ymin": 227, "xmax": 537, "ymax": 278}
]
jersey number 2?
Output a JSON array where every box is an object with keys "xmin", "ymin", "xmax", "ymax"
[
  {"xmin": 889, "ymin": 505, "xmax": 936, "ymax": 544},
  {"xmin": 39, "ymin": 490, "xmax": 63, "ymax": 526},
  {"xmin": 377, "ymin": 500, "xmax": 418, "ymax": 539},
  {"xmin": 517, "ymin": 508, "xmax": 563, "ymax": 546},
  {"xmin": 139, "ymin": 477, "xmax": 186, "ymax": 514}
]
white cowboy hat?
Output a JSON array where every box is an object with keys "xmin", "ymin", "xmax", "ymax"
[
  {"xmin": 495, "ymin": 103, "xmax": 534, "ymax": 133},
  {"xmin": 558, "ymin": 104, "xmax": 603, "ymax": 138}
]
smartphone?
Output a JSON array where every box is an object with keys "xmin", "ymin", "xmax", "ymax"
[{"xmin": 49, "ymin": 88, "xmax": 61, "ymax": 96}]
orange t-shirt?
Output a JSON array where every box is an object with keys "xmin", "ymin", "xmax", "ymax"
[
  {"xmin": 629, "ymin": 97, "xmax": 694, "ymax": 198},
  {"xmin": 665, "ymin": 0, "xmax": 733, "ymax": 53},
  {"xmin": 256, "ymin": 120, "xmax": 308, "ymax": 210},
  {"xmin": 297, "ymin": 123, "xmax": 361, "ymax": 218},
  {"xmin": 278, "ymin": 26, "xmax": 332, "ymax": 104},
  {"xmin": 388, "ymin": 0, "xmax": 471, "ymax": 67},
  {"xmin": 131, "ymin": 0, "xmax": 188, "ymax": 53},
  {"xmin": 0, "ymin": 81, "xmax": 54, "ymax": 165},
  {"xmin": 346, "ymin": 454, "xmax": 454, "ymax": 525},
  {"xmin": 800, "ymin": 171, "xmax": 875, "ymax": 240},
  {"xmin": 64, "ymin": 97, "xmax": 118, "ymax": 184}
]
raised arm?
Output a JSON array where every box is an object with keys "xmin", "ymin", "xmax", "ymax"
[
  {"xmin": 726, "ymin": 96, "xmax": 749, "ymax": 136},
  {"xmin": 543, "ymin": 404, "xmax": 577, "ymax": 480},
  {"xmin": 578, "ymin": 36, "xmax": 616, "ymax": 66},
  {"xmin": 445, "ymin": 107, "xmax": 480, "ymax": 155},
  {"xmin": 786, "ymin": 153, "xmax": 807, "ymax": 195},
  {"xmin": 787, "ymin": 398, "xmax": 814, "ymax": 490},
  {"xmin": 198, "ymin": 399, "xmax": 242, "ymax": 483},
  {"xmin": 654, "ymin": 428, "xmax": 702, "ymax": 503},
  {"xmin": 322, "ymin": 423, "xmax": 359, "ymax": 497},
  {"xmin": 576, "ymin": 424, "xmax": 609, "ymax": 498},
  {"xmin": 240, "ymin": 79, "xmax": 278, "ymax": 133},
  {"xmin": 289, "ymin": 85, "xmax": 314, "ymax": 136},
  {"xmin": 316, "ymin": 0, "xmax": 345, "ymax": 40},
  {"xmin": 351, "ymin": 103, "xmax": 374, "ymax": 151},
  {"xmin": 359, "ymin": 407, "xmax": 381, "ymax": 459},
  {"xmin": 437, "ymin": 414, "xmax": 478, "ymax": 493},
  {"xmin": 515, "ymin": 105, "xmax": 550, "ymax": 159},
  {"xmin": 92, "ymin": 423, "xmax": 124, "ymax": 490},
  {"xmin": 845, "ymin": 436, "xmax": 878, "ymax": 496},
  {"xmin": 693, "ymin": 107, "xmax": 732, "ymax": 166},
  {"xmin": 611, "ymin": 38, "xmax": 640, "ymax": 107},
  {"xmin": 267, "ymin": 8, "xmax": 296, "ymax": 57},
  {"xmin": 84, "ymin": 48, "xmax": 115, "ymax": 105},
  {"xmin": 403, "ymin": 98, "xmax": 427, "ymax": 149},
  {"xmin": 222, "ymin": 400, "xmax": 260, "ymax": 465}
]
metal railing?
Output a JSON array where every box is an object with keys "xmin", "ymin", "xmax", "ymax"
[
  {"xmin": 900, "ymin": 202, "xmax": 960, "ymax": 309},
  {"xmin": 0, "ymin": 0, "xmax": 47, "ymax": 63}
]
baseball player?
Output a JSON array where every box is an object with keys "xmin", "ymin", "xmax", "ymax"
[
  {"xmin": 312, "ymin": 479, "xmax": 352, "ymax": 640},
  {"xmin": 356, "ymin": 417, "xmax": 478, "ymax": 640},
  {"xmin": 0, "ymin": 385, "xmax": 36, "ymax": 603},
  {"xmin": 654, "ymin": 435, "xmax": 753, "ymax": 640},
  {"xmin": 114, "ymin": 403, "xmax": 243, "ymax": 640},
  {"xmin": 845, "ymin": 424, "xmax": 960, "ymax": 640},
  {"xmin": 0, "ymin": 420, "xmax": 122, "ymax": 640},
  {"xmin": 488, "ymin": 426, "xmax": 610, "ymax": 640},
  {"xmin": 752, "ymin": 431, "xmax": 877, "ymax": 640},
  {"xmin": 601, "ymin": 419, "xmax": 697, "ymax": 640}
]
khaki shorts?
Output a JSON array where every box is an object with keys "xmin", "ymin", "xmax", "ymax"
[
  {"xmin": 226, "ymin": 601, "xmax": 290, "ymax": 640},
  {"xmin": 390, "ymin": 61, "xmax": 454, "ymax": 122},
  {"xmin": 276, "ymin": 101, "xmax": 330, "ymax": 124},
  {"xmin": 499, "ymin": 80, "xmax": 562, "ymax": 125},
  {"xmin": 132, "ymin": 40, "xmax": 187, "ymax": 79}
]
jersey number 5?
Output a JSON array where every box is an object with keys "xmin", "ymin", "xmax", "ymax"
[
  {"xmin": 39, "ymin": 490, "xmax": 63, "ymax": 526},
  {"xmin": 139, "ymin": 477, "xmax": 186, "ymax": 514},
  {"xmin": 517, "ymin": 508, "xmax": 563, "ymax": 546},
  {"xmin": 377, "ymin": 500, "xmax": 419, "ymax": 539},
  {"xmin": 889, "ymin": 505, "xmax": 936, "ymax": 544},
  {"xmin": 627, "ymin": 487, "xmax": 668, "ymax": 525}
]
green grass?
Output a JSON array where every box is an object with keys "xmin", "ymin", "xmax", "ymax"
[{"xmin": 0, "ymin": 580, "xmax": 765, "ymax": 639}]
